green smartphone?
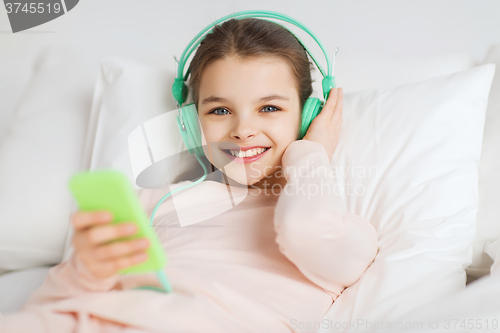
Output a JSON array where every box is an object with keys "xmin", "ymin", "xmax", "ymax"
[{"xmin": 68, "ymin": 169, "xmax": 167, "ymax": 275}]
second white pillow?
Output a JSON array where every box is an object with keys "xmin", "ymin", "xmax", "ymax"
[{"xmin": 321, "ymin": 63, "xmax": 495, "ymax": 330}]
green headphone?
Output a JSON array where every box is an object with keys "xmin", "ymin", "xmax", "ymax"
[{"xmin": 172, "ymin": 10, "xmax": 337, "ymax": 158}]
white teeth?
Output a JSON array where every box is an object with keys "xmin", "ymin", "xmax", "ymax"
[{"xmin": 226, "ymin": 147, "xmax": 268, "ymax": 158}]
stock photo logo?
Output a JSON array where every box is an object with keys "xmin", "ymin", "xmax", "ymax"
[{"xmin": 4, "ymin": 0, "xmax": 79, "ymax": 33}]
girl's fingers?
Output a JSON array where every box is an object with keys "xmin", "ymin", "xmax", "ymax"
[
  {"xmin": 103, "ymin": 252, "xmax": 148, "ymax": 274},
  {"xmin": 332, "ymin": 88, "xmax": 343, "ymax": 120},
  {"xmin": 95, "ymin": 238, "xmax": 150, "ymax": 261},
  {"xmin": 86, "ymin": 252, "xmax": 146, "ymax": 279},
  {"xmin": 72, "ymin": 211, "xmax": 113, "ymax": 231},
  {"xmin": 86, "ymin": 223, "xmax": 138, "ymax": 246},
  {"xmin": 321, "ymin": 88, "xmax": 339, "ymax": 119}
]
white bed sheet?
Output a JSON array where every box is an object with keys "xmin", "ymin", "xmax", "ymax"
[
  {"xmin": 367, "ymin": 273, "xmax": 500, "ymax": 333},
  {"xmin": 1, "ymin": 267, "xmax": 498, "ymax": 332},
  {"xmin": 0, "ymin": 266, "xmax": 52, "ymax": 316}
]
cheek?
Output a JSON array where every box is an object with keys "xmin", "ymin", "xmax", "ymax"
[
  {"xmin": 200, "ymin": 131, "xmax": 220, "ymax": 161},
  {"xmin": 280, "ymin": 111, "xmax": 302, "ymax": 141},
  {"xmin": 199, "ymin": 120, "xmax": 217, "ymax": 160},
  {"xmin": 199, "ymin": 119, "xmax": 221, "ymax": 145}
]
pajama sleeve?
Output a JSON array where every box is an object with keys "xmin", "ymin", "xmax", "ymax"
[
  {"xmin": 21, "ymin": 251, "xmax": 120, "ymax": 311},
  {"xmin": 273, "ymin": 139, "xmax": 379, "ymax": 298}
]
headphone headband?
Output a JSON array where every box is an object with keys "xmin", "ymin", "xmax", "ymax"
[{"xmin": 172, "ymin": 10, "xmax": 337, "ymax": 105}]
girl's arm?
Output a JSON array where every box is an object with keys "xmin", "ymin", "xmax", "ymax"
[
  {"xmin": 274, "ymin": 139, "xmax": 379, "ymax": 298},
  {"xmin": 21, "ymin": 251, "xmax": 120, "ymax": 311}
]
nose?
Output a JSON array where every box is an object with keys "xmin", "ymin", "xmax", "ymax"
[{"xmin": 230, "ymin": 115, "xmax": 257, "ymax": 141}]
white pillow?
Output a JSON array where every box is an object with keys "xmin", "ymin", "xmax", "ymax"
[
  {"xmin": 0, "ymin": 44, "xmax": 97, "ymax": 271},
  {"xmin": 319, "ymin": 63, "xmax": 495, "ymax": 331},
  {"xmin": 485, "ymin": 238, "xmax": 500, "ymax": 277},
  {"xmin": 466, "ymin": 45, "xmax": 500, "ymax": 281},
  {"xmin": 0, "ymin": 54, "xmax": 35, "ymax": 146},
  {"xmin": 0, "ymin": 75, "xmax": 22, "ymax": 146}
]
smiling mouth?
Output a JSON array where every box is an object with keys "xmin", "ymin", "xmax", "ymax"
[{"xmin": 221, "ymin": 147, "xmax": 271, "ymax": 158}]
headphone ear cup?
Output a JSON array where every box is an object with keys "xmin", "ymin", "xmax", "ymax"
[
  {"xmin": 181, "ymin": 83, "xmax": 189, "ymax": 104},
  {"xmin": 176, "ymin": 104, "xmax": 205, "ymax": 157},
  {"xmin": 298, "ymin": 97, "xmax": 323, "ymax": 140},
  {"xmin": 172, "ymin": 78, "xmax": 190, "ymax": 105}
]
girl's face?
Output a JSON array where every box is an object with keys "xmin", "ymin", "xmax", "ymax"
[{"xmin": 197, "ymin": 55, "xmax": 301, "ymax": 188}]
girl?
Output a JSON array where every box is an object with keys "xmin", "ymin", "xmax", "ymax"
[{"xmin": 0, "ymin": 18, "xmax": 378, "ymax": 333}]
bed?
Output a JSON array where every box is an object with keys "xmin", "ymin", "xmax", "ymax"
[{"xmin": 1, "ymin": 1, "xmax": 500, "ymax": 332}]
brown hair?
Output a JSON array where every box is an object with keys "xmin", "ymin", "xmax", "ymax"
[{"xmin": 187, "ymin": 17, "xmax": 314, "ymax": 111}]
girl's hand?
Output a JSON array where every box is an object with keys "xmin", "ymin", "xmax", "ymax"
[
  {"xmin": 302, "ymin": 87, "xmax": 343, "ymax": 159},
  {"xmin": 71, "ymin": 211, "xmax": 150, "ymax": 280}
]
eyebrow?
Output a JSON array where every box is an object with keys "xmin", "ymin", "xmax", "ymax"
[{"xmin": 201, "ymin": 94, "xmax": 290, "ymax": 105}]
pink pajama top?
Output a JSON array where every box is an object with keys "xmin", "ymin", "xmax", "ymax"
[{"xmin": 6, "ymin": 140, "xmax": 379, "ymax": 333}]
